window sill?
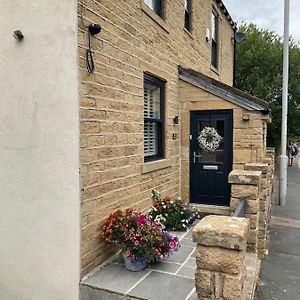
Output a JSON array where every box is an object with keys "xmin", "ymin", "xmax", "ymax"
[
  {"xmin": 141, "ymin": 158, "xmax": 172, "ymax": 174},
  {"xmin": 183, "ymin": 28, "xmax": 194, "ymax": 40},
  {"xmin": 210, "ymin": 65, "xmax": 220, "ymax": 75},
  {"xmin": 140, "ymin": 1, "xmax": 170, "ymax": 33}
]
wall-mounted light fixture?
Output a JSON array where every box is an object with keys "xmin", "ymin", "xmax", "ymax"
[
  {"xmin": 173, "ymin": 116, "xmax": 179, "ymax": 125},
  {"xmin": 86, "ymin": 23, "xmax": 102, "ymax": 74},
  {"xmin": 13, "ymin": 30, "xmax": 24, "ymax": 41},
  {"xmin": 88, "ymin": 23, "xmax": 101, "ymax": 35}
]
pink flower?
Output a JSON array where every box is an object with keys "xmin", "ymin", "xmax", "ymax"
[
  {"xmin": 136, "ymin": 215, "xmax": 147, "ymax": 226},
  {"xmin": 134, "ymin": 240, "xmax": 139, "ymax": 246},
  {"xmin": 169, "ymin": 241, "xmax": 176, "ymax": 249},
  {"xmin": 125, "ymin": 250, "xmax": 130, "ymax": 257}
]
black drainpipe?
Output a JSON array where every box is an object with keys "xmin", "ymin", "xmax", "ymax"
[{"xmin": 233, "ymin": 28, "xmax": 237, "ymax": 87}]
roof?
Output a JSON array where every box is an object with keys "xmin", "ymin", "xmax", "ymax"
[
  {"xmin": 215, "ymin": 0, "xmax": 237, "ymax": 30},
  {"xmin": 178, "ymin": 66, "xmax": 270, "ymax": 113}
]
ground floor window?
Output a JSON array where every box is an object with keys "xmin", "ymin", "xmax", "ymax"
[{"xmin": 144, "ymin": 74, "xmax": 165, "ymax": 161}]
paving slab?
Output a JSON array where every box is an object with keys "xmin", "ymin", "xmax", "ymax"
[
  {"xmin": 184, "ymin": 257, "xmax": 196, "ymax": 268},
  {"xmin": 165, "ymin": 245, "xmax": 194, "ymax": 264},
  {"xmin": 149, "ymin": 261, "xmax": 181, "ymax": 273},
  {"xmin": 180, "ymin": 238, "xmax": 195, "ymax": 247},
  {"xmin": 177, "ymin": 266, "xmax": 196, "ymax": 278},
  {"xmin": 128, "ymin": 271, "xmax": 195, "ymax": 300},
  {"xmin": 82, "ymin": 263, "xmax": 151, "ymax": 294}
]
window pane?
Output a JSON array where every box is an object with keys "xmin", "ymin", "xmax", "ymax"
[
  {"xmin": 144, "ymin": 83, "xmax": 161, "ymax": 119},
  {"xmin": 144, "ymin": 0, "xmax": 162, "ymax": 16},
  {"xmin": 211, "ymin": 12, "xmax": 216, "ymax": 40},
  {"xmin": 144, "ymin": 122, "xmax": 158, "ymax": 156},
  {"xmin": 144, "ymin": 0, "xmax": 154, "ymax": 10},
  {"xmin": 211, "ymin": 40, "xmax": 217, "ymax": 67},
  {"xmin": 211, "ymin": 9, "xmax": 218, "ymax": 68},
  {"xmin": 184, "ymin": 0, "xmax": 188, "ymax": 10}
]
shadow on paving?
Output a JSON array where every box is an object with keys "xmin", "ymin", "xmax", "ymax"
[{"xmin": 256, "ymin": 157, "xmax": 300, "ymax": 299}]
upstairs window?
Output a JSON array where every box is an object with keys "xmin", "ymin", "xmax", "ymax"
[
  {"xmin": 184, "ymin": 0, "xmax": 192, "ymax": 32},
  {"xmin": 144, "ymin": 74, "xmax": 165, "ymax": 161},
  {"xmin": 211, "ymin": 9, "xmax": 219, "ymax": 69},
  {"xmin": 144, "ymin": 0, "xmax": 163, "ymax": 18}
]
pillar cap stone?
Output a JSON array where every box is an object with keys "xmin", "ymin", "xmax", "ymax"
[
  {"xmin": 192, "ymin": 215, "xmax": 249, "ymax": 250},
  {"xmin": 245, "ymin": 163, "xmax": 269, "ymax": 174},
  {"xmin": 228, "ymin": 170, "xmax": 261, "ymax": 185}
]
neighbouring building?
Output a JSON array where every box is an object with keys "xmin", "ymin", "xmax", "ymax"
[{"xmin": 0, "ymin": 0, "xmax": 271, "ymax": 299}]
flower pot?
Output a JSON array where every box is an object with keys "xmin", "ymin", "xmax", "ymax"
[{"xmin": 123, "ymin": 254, "xmax": 147, "ymax": 272}]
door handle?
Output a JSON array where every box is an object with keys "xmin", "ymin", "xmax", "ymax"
[{"xmin": 193, "ymin": 151, "xmax": 201, "ymax": 163}]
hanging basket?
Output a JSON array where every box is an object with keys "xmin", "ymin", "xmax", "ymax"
[{"xmin": 197, "ymin": 127, "xmax": 222, "ymax": 152}]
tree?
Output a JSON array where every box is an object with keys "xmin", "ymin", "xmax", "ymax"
[{"xmin": 235, "ymin": 24, "xmax": 300, "ymax": 149}]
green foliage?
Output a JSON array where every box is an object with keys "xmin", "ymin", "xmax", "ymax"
[
  {"xmin": 235, "ymin": 23, "xmax": 300, "ymax": 148},
  {"xmin": 149, "ymin": 190, "xmax": 200, "ymax": 231}
]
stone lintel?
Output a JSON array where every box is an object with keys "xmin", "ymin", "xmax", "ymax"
[
  {"xmin": 245, "ymin": 163, "xmax": 269, "ymax": 174},
  {"xmin": 228, "ymin": 170, "xmax": 261, "ymax": 186},
  {"xmin": 192, "ymin": 215, "xmax": 249, "ymax": 250}
]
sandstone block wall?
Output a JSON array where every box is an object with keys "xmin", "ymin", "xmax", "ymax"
[
  {"xmin": 193, "ymin": 216, "xmax": 249, "ymax": 300},
  {"xmin": 229, "ymin": 170, "xmax": 262, "ymax": 252},
  {"xmin": 244, "ymin": 163, "xmax": 269, "ymax": 258},
  {"xmin": 78, "ymin": 0, "xmax": 235, "ymax": 275},
  {"xmin": 229, "ymin": 150, "xmax": 275, "ymax": 258}
]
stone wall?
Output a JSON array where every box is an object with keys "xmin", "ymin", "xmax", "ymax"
[
  {"xmin": 193, "ymin": 216, "xmax": 249, "ymax": 300},
  {"xmin": 229, "ymin": 170, "xmax": 262, "ymax": 253},
  {"xmin": 78, "ymin": 0, "xmax": 235, "ymax": 275},
  {"xmin": 229, "ymin": 150, "xmax": 275, "ymax": 258}
]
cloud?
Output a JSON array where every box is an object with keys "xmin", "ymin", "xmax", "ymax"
[{"xmin": 223, "ymin": 0, "xmax": 300, "ymax": 43}]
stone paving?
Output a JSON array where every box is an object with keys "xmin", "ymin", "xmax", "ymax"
[
  {"xmin": 256, "ymin": 157, "xmax": 300, "ymax": 299},
  {"xmin": 81, "ymin": 222, "xmax": 259, "ymax": 300},
  {"xmin": 81, "ymin": 228, "xmax": 198, "ymax": 300}
]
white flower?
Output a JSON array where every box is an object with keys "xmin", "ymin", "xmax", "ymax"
[
  {"xmin": 197, "ymin": 127, "xmax": 222, "ymax": 152},
  {"xmin": 163, "ymin": 205, "xmax": 166, "ymax": 209}
]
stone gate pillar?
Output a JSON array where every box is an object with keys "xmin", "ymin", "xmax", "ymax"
[{"xmin": 192, "ymin": 216, "xmax": 249, "ymax": 300}]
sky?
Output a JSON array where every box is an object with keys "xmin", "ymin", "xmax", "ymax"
[{"xmin": 223, "ymin": 0, "xmax": 300, "ymax": 43}]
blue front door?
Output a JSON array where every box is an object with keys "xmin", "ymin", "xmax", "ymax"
[{"xmin": 190, "ymin": 110, "xmax": 233, "ymax": 206}]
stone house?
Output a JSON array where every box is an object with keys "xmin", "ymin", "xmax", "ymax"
[
  {"xmin": 79, "ymin": 0, "xmax": 270, "ymax": 276},
  {"xmin": 1, "ymin": 0, "xmax": 271, "ymax": 299}
]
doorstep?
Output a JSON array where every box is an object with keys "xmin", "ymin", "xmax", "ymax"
[
  {"xmin": 190, "ymin": 204, "xmax": 230, "ymax": 216},
  {"xmin": 80, "ymin": 227, "xmax": 197, "ymax": 300}
]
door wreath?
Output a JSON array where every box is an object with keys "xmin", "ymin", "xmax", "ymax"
[{"xmin": 197, "ymin": 127, "xmax": 222, "ymax": 152}]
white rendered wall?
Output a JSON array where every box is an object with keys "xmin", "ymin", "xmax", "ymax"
[{"xmin": 0, "ymin": 1, "xmax": 80, "ymax": 300}]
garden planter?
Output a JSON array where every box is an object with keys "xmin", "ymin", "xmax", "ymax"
[{"xmin": 123, "ymin": 254, "xmax": 147, "ymax": 272}]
